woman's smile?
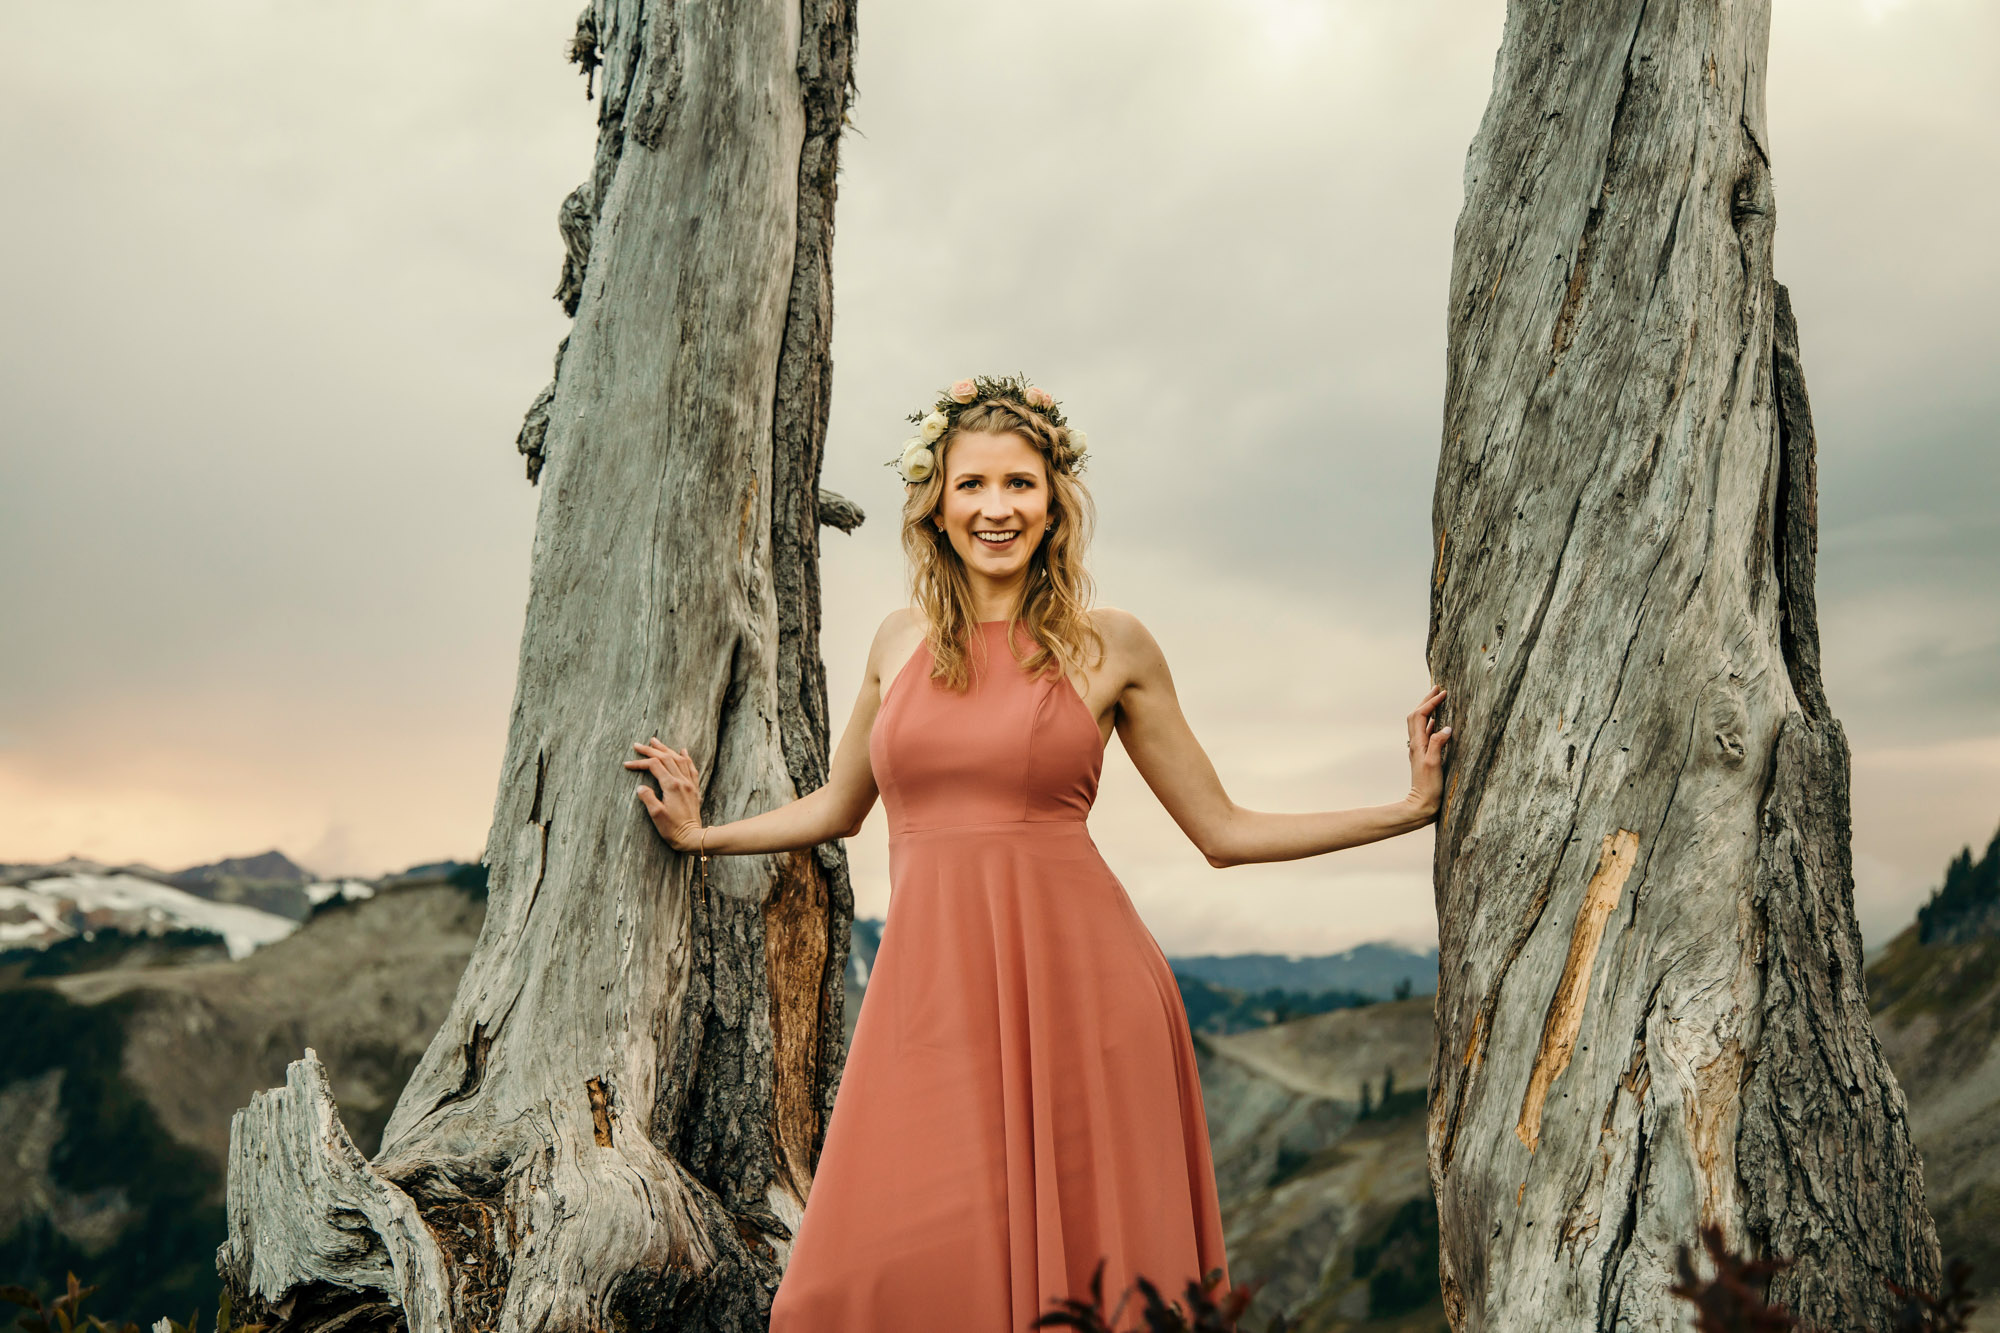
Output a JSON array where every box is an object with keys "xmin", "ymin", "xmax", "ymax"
[{"xmin": 928, "ymin": 429, "xmax": 1056, "ymax": 598}]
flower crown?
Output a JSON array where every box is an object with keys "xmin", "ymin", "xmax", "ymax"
[{"xmin": 887, "ymin": 372, "xmax": 1090, "ymax": 484}]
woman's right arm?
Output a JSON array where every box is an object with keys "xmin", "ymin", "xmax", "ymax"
[{"xmin": 627, "ymin": 610, "xmax": 912, "ymax": 855}]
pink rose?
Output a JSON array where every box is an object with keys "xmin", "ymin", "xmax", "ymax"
[
  {"xmin": 1025, "ymin": 385, "xmax": 1054, "ymax": 408},
  {"xmin": 949, "ymin": 379, "xmax": 977, "ymax": 403}
]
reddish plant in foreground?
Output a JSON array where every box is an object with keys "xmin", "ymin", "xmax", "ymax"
[
  {"xmin": 1031, "ymin": 1259, "xmax": 1296, "ymax": 1333},
  {"xmin": 1670, "ymin": 1224, "xmax": 1980, "ymax": 1333},
  {"xmin": 1670, "ymin": 1226, "xmax": 1799, "ymax": 1333}
]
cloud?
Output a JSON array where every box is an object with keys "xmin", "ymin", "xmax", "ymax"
[{"xmin": 1, "ymin": 0, "xmax": 1994, "ymax": 952}]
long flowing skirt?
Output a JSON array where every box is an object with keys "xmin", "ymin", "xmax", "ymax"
[{"xmin": 769, "ymin": 820, "xmax": 1230, "ymax": 1332}]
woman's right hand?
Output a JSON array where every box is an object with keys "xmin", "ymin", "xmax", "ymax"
[{"xmin": 626, "ymin": 737, "xmax": 705, "ymax": 851}]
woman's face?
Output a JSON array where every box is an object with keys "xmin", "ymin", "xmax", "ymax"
[{"xmin": 933, "ymin": 429, "xmax": 1053, "ymax": 584}]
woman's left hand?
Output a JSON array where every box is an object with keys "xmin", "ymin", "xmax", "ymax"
[
  {"xmin": 1405, "ymin": 685, "xmax": 1451, "ymax": 821},
  {"xmin": 626, "ymin": 737, "xmax": 705, "ymax": 850}
]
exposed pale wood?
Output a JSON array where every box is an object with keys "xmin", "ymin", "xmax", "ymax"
[
  {"xmin": 1424, "ymin": 3, "xmax": 1939, "ymax": 1328},
  {"xmin": 221, "ymin": 1, "xmax": 857, "ymax": 1329},
  {"xmin": 1515, "ymin": 829, "xmax": 1637, "ymax": 1153},
  {"xmin": 220, "ymin": 1052, "xmax": 452, "ymax": 1333}
]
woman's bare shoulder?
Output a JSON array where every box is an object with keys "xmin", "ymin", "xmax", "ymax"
[
  {"xmin": 876, "ymin": 606, "xmax": 921, "ymax": 637},
  {"xmin": 1088, "ymin": 605, "xmax": 1157, "ymax": 648},
  {"xmin": 868, "ymin": 606, "xmax": 926, "ymax": 679},
  {"xmin": 1087, "ymin": 606, "xmax": 1167, "ymax": 676}
]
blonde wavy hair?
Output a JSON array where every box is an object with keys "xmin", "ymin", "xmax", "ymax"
[{"xmin": 900, "ymin": 399, "xmax": 1104, "ymax": 691}]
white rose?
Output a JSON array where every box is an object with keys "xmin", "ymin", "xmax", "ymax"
[
  {"xmin": 899, "ymin": 440, "xmax": 936, "ymax": 482},
  {"xmin": 1068, "ymin": 428, "xmax": 1089, "ymax": 455},
  {"xmin": 920, "ymin": 411, "xmax": 948, "ymax": 443}
]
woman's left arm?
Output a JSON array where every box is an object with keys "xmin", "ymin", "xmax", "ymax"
[{"xmin": 1104, "ymin": 610, "xmax": 1451, "ymax": 868}]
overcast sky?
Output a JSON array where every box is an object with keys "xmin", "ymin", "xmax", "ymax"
[{"xmin": 2, "ymin": 0, "xmax": 1993, "ymax": 954}]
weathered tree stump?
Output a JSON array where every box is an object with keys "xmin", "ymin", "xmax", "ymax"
[
  {"xmin": 220, "ymin": 1, "xmax": 859, "ymax": 1329},
  {"xmin": 1424, "ymin": 3, "xmax": 1939, "ymax": 1329}
]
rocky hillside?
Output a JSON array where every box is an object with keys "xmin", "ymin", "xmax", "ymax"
[
  {"xmin": 0, "ymin": 876, "xmax": 485, "ymax": 1320},
  {"xmin": 1867, "ymin": 820, "xmax": 2000, "ymax": 1321},
  {"xmin": 1196, "ymin": 1000, "xmax": 1442, "ymax": 1332}
]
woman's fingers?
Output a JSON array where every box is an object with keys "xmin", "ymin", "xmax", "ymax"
[
  {"xmin": 625, "ymin": 742, "xmax": 704, "ymax": 830},
  {"xmin": 1408, "ymin": 698, "xmax": 1436, "ymax": 746},
  {"xmin": 628, "ymin": 741, "xmax": 701, "ymax": 773},
  {"xmin": 623, "ymin": 740, "xmax": 705, "ymax": 850},
  {"xmin": 1411, "ymin": 689, "xmax": 1448, "ymax": 745},
  {"xmin": 622, "ymin": 753, "xmax": 696, "ymax": 797}
]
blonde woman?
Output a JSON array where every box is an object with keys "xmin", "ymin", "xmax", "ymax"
[{"xmin": 626, "ymin": 374, "xmax": 1450, "ymax": 1330}]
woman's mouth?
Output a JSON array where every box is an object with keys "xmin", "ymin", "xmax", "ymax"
[{"xmin": 973, "ymin": 530, "xmax": 1020, "ymax": 549}]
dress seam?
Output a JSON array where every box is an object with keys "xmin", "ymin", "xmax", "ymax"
[{"xmin": 889, "ymin": 817, "xmax": 1090, "ymax": 837}]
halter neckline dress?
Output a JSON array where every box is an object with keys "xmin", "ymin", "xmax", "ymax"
[{"xmin": 768, "ymin": 618, "xmax": 1230, "ymax": 1332}]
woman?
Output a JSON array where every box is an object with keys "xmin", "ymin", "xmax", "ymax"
[{"xmin": 626, "ymin": 373, "xmax": 1450, "ymax": 1331}]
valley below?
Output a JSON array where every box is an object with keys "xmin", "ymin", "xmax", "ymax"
[{"xmin": 2, "ymin": 848, "xmax": 1997, "ymax": 1331}]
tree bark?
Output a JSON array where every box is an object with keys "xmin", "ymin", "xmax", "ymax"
[
  {"xmin": 219, "ymin": 1, "xmax": 858, "ymax": 1330},
  {"xmin": 1424, "ymin": 4, "xmax": 1939, "ymax": 1330}
]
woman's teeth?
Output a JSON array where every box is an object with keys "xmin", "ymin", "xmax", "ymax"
[{"xmin": 974, "ymin": 531, "xmax": 1018, "ymax": 544}]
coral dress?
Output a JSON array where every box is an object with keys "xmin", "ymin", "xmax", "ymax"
[{"xmin": 769, "ymin": 619, "xmax": 1230, "ymax": 1332}]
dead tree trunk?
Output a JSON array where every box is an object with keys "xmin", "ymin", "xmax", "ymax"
[
  {"xmin": 1424, "ymin": 4, "xmax": 1939, "ymax": 1330},
  {"xmin": 219, "ymin": 2, "xmax": 858, "ymax": 1330}
]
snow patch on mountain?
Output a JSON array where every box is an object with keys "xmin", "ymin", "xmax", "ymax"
[
  {"xmin": 305, "ymin": 880, "xmax": 376, "ymax": 906},
  {"xmin": 0, "ymin": 873, "xmax": 300, "ymax": 960}
]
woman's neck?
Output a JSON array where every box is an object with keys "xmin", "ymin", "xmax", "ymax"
[{"xmin": 964, "ymin": 573, "xmax": 1026, "ymax": 625}]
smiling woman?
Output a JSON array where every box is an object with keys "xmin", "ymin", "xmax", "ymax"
[
  {"xmin": 897, "ymin": 383, "xmax": 1102, "ymax": 693},
  {"xmin": 623, "ymin": 374, "xmax": 1449, "ymax": 1329}
]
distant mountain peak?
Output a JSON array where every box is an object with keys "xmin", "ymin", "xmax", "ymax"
[
  {"xmin": 1165, "ymin": 944, "xmax": 1438, "ymax": 1002},
  {"xmin": 169, "ymin": 850, "xmax": 312, "ymax": 886}
]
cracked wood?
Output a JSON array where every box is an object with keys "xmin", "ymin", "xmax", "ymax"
[
  {"xmin": 1425, "ymin": 1, "xmax": 1937, "ymax": 1329},
  {"xmin": 220, "ymin": 3, "xmax": 860, "ymax": 1332},
  {"xmin": 1516, "ymin": 829, "xmax": 1639, "ymax": 1153}
]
